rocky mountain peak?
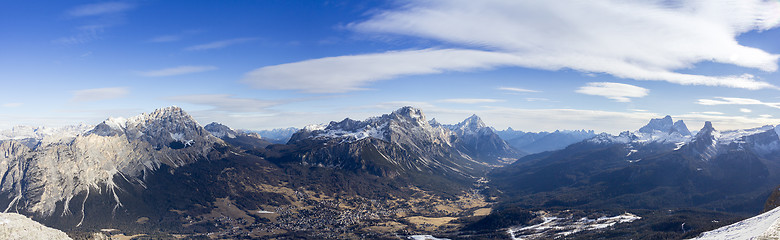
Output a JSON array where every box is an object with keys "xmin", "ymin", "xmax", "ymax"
[
  {"xmin": 673, "ymin": 120, "xmax": 692, "ymax": 136},
  {"xmin": 699, "ymin": 121, "xmax": 715, "ymax": 134},
  {"xmin": 447, "ymin": 114, "xmax": 489, "ymax": 135},
  {"xmin": 638, "ymin": 115, "xmax": 674, "ymax": 134},
  {"xmin": 462, "ymin": 114, "xmax": 487, "ymax": 129},
  {"xmin": 1, "ymin": 106, "xmax": 226, "ymax": 217},
  {"xmin": 390, "ymin": 106, "xmax": 426, "ymax": 123},
  {"xmin": 204, "ymin": 122, "xmax": 238, "ymax": 139}
]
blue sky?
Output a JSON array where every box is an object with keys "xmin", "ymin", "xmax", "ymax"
[{"xmin": 1, "ymin": 0, "xmax": 779, "ymax": 133}]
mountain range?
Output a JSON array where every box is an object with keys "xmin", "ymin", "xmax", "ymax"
[
  {"xmin": 495, "ymin": 128, "xmax": 597, "ymax": 154},
  {"xmin": 1, "ymin": 106, "xmax": 779, "ymax": 239}
]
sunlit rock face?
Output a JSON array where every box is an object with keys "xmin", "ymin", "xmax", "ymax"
[{"xmin": 0, "ymin": 106, "xmax": 224, "ymax": 220}]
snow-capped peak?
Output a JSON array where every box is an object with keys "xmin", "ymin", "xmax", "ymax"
[
  {"xmin": 392, "ymin": 106, "xmax": 425, "ymax": 120},
  {"xmin": 638, "ymin": 115, "xmax": 691, "ymax": 136},
  {"xmin": 446, "ymin": 114, "xmax": 489, "ymax": 136},
  {"xmin": 590, "ymin": 116, "xmax": 692, "ymax": 145},
  {"xmin": 289, "ymin": 107, "xmax": 452, "ymax": 145},
  {"xmin": 462, "ymin": 114, "xmax": 487, "ymax": 129},
  {"xmin": 638, "ymin": 115, "xmax": 673, "ymax": 134}
]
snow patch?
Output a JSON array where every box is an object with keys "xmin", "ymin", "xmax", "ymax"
[
  {"xmin": 408, "ymin": 235, "xmax": 450, "ymax": 240},
  {"xmin": 689, "ymin": 206, "xmax": 780, "ymax": 240},
  {"xmin": 304, "ymin": 124, "xmax": 326, "ymax": 131},
  {"xmin": 508, "ymin": 212, "xmax": 640, "ymax": 240}
]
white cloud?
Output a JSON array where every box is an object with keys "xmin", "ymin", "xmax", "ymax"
[
  {"xmin": 498, "ymin": 87, "xmax": 539, "ymax": 93},
  {"xmin": 67, "ymin": 2, "xmax": 134, "ymax": 17},
  {"xmin": 344, "ymin": 0, "xmax": 780, "ymax": 90},
  {"xmin": 438, "ymin": 98, "xmax": 504, "ymax": 104},
  {"xmin": 697, "ymin": 97, "xmax": 780, "ymax": 109},
  {"xmin": 575, "ymin": 82, "xmax": 649, "ymax": 102},
  {"xmin": 242, "ymin": 49, "xmax": 525, "ymax": 93},
  {"xmin": 185, "ymin": 38, "xmax": 257, "ymax": 51},
  {"xmin": 740, "ymin": 108, "xmax": 753, "ymax": 113},
  {"xmin": 71, "ymin": 87, "xmax": 128, "ymax": 102},
  {"xmin": 138, "ymin": 65, "xmax": 218, "ymax": 77},
  {"xmin": 167, "ymin": 94, "xmax": 278, "ymax": 112},
  {"xmin": 2, "ymin": 103, "xmax": 23, "ymax": 108}
]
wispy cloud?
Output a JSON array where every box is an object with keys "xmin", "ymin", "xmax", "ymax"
[
  {"xmin": 67, "ymin": 2, "xmax": 134, "ymax": 17},
  {"xmin": 339, "ymin": 0, "xmax": 780, "ymax": 90},
  {"xmin": 575, "ymin": 82, "xmax": 649, "ymax": 102},
  {"xmin": 148, "ymin": 30, "xmax": 203, "ymax": 43},
  {"xmin": 498, "ymin": 87, "xmax": 539, "ymax": 93},
  {"xmin": 167, "ymin": 94, "xmax": 279, "ymax": 112},
  {"xmin": 243, "ymin": 49, "xmax": 524, "ymax": 93},
  {"xmin": 185, "ymin": 38, "xmax": 257, "ymax": 51},
  {"xmin": 740, "ymin": 108, "xmax": 753, "ymax": 113},
  {"xmin": 71, "ymin": 87, "xmax": 129, "ymax": 102},
  {"xmin": 52, "ymin": 27, "xmax": 103, "ymax": 45},
  {"xmin": 2, "ymin": 103, "xmax": 23, "ymax": 108},
  {"xmin": 55, "ymin": 2, "xmax": 136, "ymax": 45},
  {"xmin": 438, "ymin": 98, "xmax": 504, "ymax": 104},
  {"xmin": 137, "ymin": 65, "xmax": 218, "ymax": 77},
  {"xmin": 148, "ymin": 35, "xmax": 181, "ymax": 43},
  {"xmin": 697, "ymin": 97, "xmax": 780, "ymax": 109}
]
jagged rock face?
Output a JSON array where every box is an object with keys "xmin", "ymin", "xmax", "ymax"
[
  {"xmin": 673, "ymin": 120, "xmax": 692, "ymax": 136},
  {"xmin": 638, "ymin": 115, "xmax": 688, "ymax": 134},
  {"xmin": 285, "ymin": 107, "xmax": 487, "ymax": 179},
  {"xmin": 0, "ymin": 213, "xmax": 72, "ymax": 240},
  {"xmin": 0, "ymin": 106, "xmax": 225, "ymax": 218},
  {"xmin": 445, "ymin": 115, "xmax": 521, "ymax": 165}
]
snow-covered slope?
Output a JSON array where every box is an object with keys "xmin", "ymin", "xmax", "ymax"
[
  {"xmin": 0, "ymin": 212, "xmax": 72, "ymax": 240},
  {"xmin": 0, "ymin": 106, "xmax": 225, "ymax": 221},
  {"xmin": 690, "ymin": 206, "xmax": 780, "ymax": 240}
]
